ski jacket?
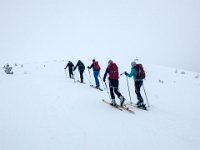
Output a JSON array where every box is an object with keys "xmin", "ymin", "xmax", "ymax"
[
  {"xmin": 88, "ymin": 61, "xmax": 100, "ymax": 71},
  {"xmin": 65, "ymin": 62, "xmax": 74, "ymax": 70},
  {"xmin": 103, "ymin": 63, "xmax": 119, "ymax": 81},
  {"xmin": 127, "ymin": 67, "xmax": 143, "ymax": 81},
  {"xmin": 74, "ymin": 61, "xmax": 85, "ymax": 71}
]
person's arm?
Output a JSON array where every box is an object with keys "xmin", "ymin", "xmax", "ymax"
[
  {"xmin": 74, "ymin": 63, "xmax": 78, "ymax": 71},
  {"xmin": 103, "ymin": 68, "xmax": 109, "ymax": 82},
  {"xmin": 88, "ymin": 63, "xmax": 93, "ymax": 69},
  {"xmin": 64, "ymin": 64, "xmax": 68, "ymax": 69},
  {"xmin": 125, "ymin": 68, "xmax": 135, "ymax": 78}
]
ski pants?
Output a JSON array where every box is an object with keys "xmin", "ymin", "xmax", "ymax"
[
  {"xmin": 79, "ymin": 70, "xmax": 84, "ymax": 82},
  {"xmin": 69, "ymin": 69, "xmax": 74, "ymax": 78},
  {"xmin": 109, "ymin": 79, "xmax": 122, "ymax": 100},
  {"xmin": 135, "ymin": 81, "xmax": 143, "ymax": 102},
  {"xmin": 93, "ymin": 70, "xmax": 100, "ymax": 87}
]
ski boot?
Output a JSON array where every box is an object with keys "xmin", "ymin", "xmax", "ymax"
[
  {"xmin": 119, "ymin": 96, "xmax": 125, "ymax": 107},
  {"xmin": 136, "ymin": 100, "xmax": 143, "ymax": 106},
  {"xmin": 110, "ymin": 99, "xmax": 117, "ymax": 107},
  {"xmin": 95, "ymin": 85, "xmax": 100, "ymax": 89},
  {"xmin": 137, "ymin": 102, "xmax": 147, "ymax": 110}
]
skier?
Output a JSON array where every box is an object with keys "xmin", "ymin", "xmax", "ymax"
[
  {"xmin": 87, "ymin": 59, "xmax": 100, "ymax": 88},
  {"xmin": 124, "ymin": 61, "xmax": 146, "ymax": 109},
  {"xmin": 64, "ymin": 61, "xmax": 74, "ymax": 79},
  {"xmin": 74, "ymin": 60, "xmax": 85, "ymax": 83},
  {"xmin": 103, "ymin": 60, "xmax": 125, "ymax": 106}
]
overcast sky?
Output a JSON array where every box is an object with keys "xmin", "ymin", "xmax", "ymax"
[{"xmin": 0, "ymin": 0, "xmax": 200, "ymax": 72}]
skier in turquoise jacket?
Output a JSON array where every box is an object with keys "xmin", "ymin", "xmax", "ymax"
[{"xmin": 125, "ymin": 61, "xmax": 145, "ymax": 108}]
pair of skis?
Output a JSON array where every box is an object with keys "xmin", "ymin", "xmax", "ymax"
[
  {"xmin": 90, "ymin": 85, "xmax": 103, "ymax": 91},
  {"xmin": 75, "ymin": 81, "xmax": 103, "ymax": 91},
  {"xmin": 125, "ymin": 103, "xmax": 148, "ymax": 111},
  {"xmin": 102, "ymin": 99, "xmax": 148, "ymax": 114}
]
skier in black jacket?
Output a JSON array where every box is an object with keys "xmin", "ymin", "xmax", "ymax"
[
  {"xmin": 74, "ymin": 60, "xmax": 85, "ymax": 83},
  {"xmin": 64, "ymin": 61, "xmax": 74, "ymax": 79}
]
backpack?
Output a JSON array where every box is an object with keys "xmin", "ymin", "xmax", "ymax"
[
  {"xmin": 135, "ymin": 64, "xmax": 145, "ymax": 79},
  {"xmin": 79, "ymin": 62, "xmax": 85, "ymax": 71},
  {"xmin": 93, "ymin": 61, "xmax": 100, "ymax": 70},
  {"xmin": 108, "ymin": 63, "xmax": 119, "ymax": 79}
]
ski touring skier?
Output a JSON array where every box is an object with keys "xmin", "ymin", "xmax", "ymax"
[
  {"xmin": 124, "ymin": 61, "xmax": 146, "ymax": 109},
  {"xmin": 87, "ymin": 59, "xmax": 101, "ymax": 88},
  {"xmin": 74, "ymin": 60, "xmax": 85, "ymax": 83},
  {"xmin": 103, "ymin": 60, "xmax": 125, "ymax": 107},
  {"xmin": 64, "ymin": 61, "xmax": 74, "ymax": 79}
]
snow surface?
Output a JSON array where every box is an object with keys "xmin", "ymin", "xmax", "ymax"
[{"xmin": 0, "ymin": 59, "xmax": 200, "ymax": 150}]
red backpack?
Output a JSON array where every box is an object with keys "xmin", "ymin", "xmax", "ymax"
[
  {"xmin": 135, "ymin": 64, "xmax": 145, "ymax": 79},
  {"xmin": 93, "ymin": 61, "xmax": 100, "ymax": 70},
  {"xmin": 108, "ymin": 63, "xmax": 119, "ymax": 79}
]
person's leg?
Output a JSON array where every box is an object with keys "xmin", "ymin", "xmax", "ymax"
[
  {"xmin": 109, "ymin": 79, "xmax": 116, "ymax": 105},
  {"xmin": 69, "ymin": 70, "xmax": 72, "ymax": 78},
  {"xmin": 110, "ymin": 87, "xmax": 115, "ymax": 100},
  {"xmin": 80, "ymin": 70, "xmax": 84, "ymax": 82},
  {"xmin": 135, "ymin": 81, "xmax": 144, "ymax": 104},
  {"xmin": 94, "ymin": 71, "xmax": 100, "ymax": 87}
]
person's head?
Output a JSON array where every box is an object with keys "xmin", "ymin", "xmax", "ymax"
[
  {"xmin": 108, "ymin": 60, "xmax": 113, "ymax": 65},
  {"xmin": 92, "ymin": 59, "xmax": 95, "ymax": 62},
  {"xmin": 131, "ymin": 61, "xmax": 136, "ymax": 67}
]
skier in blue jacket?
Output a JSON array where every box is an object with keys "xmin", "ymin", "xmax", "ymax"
[{"xmin": 87, "ymin": 59, "xmax": 100, "ymax": 88}]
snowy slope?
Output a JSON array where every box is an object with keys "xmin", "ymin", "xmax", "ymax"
[{"xmin": 0, "ymin": 60, "xmax": 200, "ymax": 150}]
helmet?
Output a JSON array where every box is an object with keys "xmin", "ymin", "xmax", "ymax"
[
  {"xmin": 131, "ymin": 61, "xmax": 136, "ymax": 67},
  {"xmin": 108, "ymin": 60, "xmax": 113, "ymax": 65}
]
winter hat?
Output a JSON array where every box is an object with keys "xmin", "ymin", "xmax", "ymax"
[
  {"xmin": 131, "ymin": 61, "xmax": 136, "ymax": 67},
  {"xmin": 108, "ymin": 60, "xmax": 113, "ymax": 65},
  {"xmin": 92, "ymin": 59, "xmax": 95, "ymax": 62}
]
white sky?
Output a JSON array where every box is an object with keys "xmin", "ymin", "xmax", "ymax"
[{"xmin": 0, "ymin": 0, "xmax": 200, "ymax": 72}]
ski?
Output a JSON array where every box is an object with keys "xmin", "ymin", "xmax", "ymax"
[
  {"xmin": 125, "ymin": 103, "xmax": 148, "ymax": 111},
  {"xmin": 102, "ymin": 99, "xmax": 134, "ymax": 114},
  {"xmin": 90, "ymin": 85, "xmax": 103, "ymax": 91},
  {"xmin": 102, "ymin": 99, "xmax": 123, "ymax": 111},
  {"xmin": 121, "ymin": 104, "xmax": 135, "ymax": 114}
]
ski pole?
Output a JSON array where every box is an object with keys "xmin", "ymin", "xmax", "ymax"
[
  {"xmin": 143, "ymin": 84, "xmax": 150, "ymax": 107},
  {"xmin": 72, "ymin": 71, "xmax": 76, "ymax": 82},
  {"xmin": 87, "ymin": 68, "xmax": 92, "ymax": 83},
  {"xmin": 99, "ymin": 75, "xmax": 106, "ymax": 90},
  {"xmin": 74, "ymin": 70, "xmax": 79, "ymax": 82},
  {"xmin": 104, "ymin": 81, "xmax": 111, "ymax": 100},
  {"xmin": 120, "ymin": 72, "xmax": 125, "ymax": 76},
  {"xmin": 64, "ymin": 69, "xmax": 67, "ymax": 78},
  {"xmin": 84, "ymin": 71, "xmax": 91, "ymax": 84},
  {"xmin": 126, "ymin": 76, "xmax": 132, "ymax": 104}
]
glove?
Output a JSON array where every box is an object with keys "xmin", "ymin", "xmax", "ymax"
[
  {"xmin": 103, "ymin": 78, "xmax": 106, "ymax": 82},
  {"xmin": 124, "ymin": 72, "xmax": 128, "ymax": 76},
  {"xmin": 87, "ymin": 66, "xmax": 90, "ymax": 69}
]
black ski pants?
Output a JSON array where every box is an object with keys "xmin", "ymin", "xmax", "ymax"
[
  {"xmin": 79, "ymin": 70, "xmax": 84, "ymax": 82},
  {"xmin": 135, "ymin": 81, "xmax": 143, "ymax": 102},
  {"xmin": 109, "ymin": 79, "xmax": 122, "ymax": 100},
  {"xmin": 69, "ymin": 69, "xmax": 73, "ymax": 78}
]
